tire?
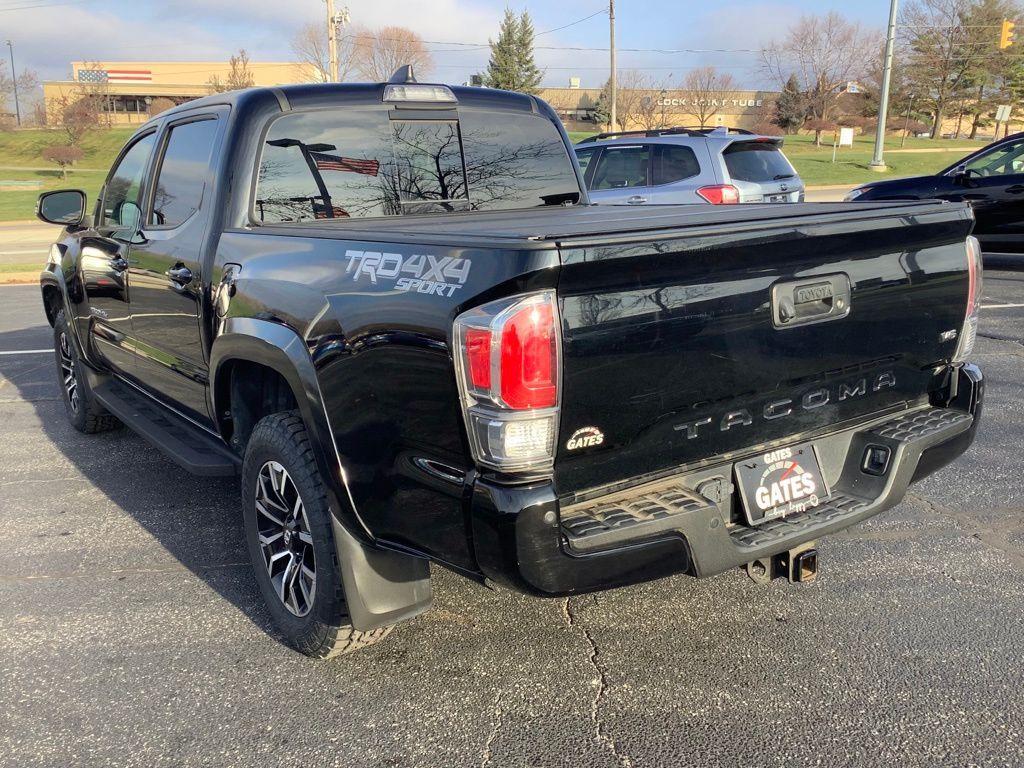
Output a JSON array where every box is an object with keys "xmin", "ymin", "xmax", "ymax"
[
  {"xmin": 53, "ymin": 310, "xmax": 119, "ymax": 434},
  {"xmin": 241, "ymin": 410, "xmax": 392, "ymax": 658}
]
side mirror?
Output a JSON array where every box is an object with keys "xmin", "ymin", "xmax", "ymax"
[
  {"xmin": 37, "ymin": 189, "xmax": 86, "ymax": 226},
  {"xmin": 950, "ymin": 165, "xmax": 972, "ymax": 186}
]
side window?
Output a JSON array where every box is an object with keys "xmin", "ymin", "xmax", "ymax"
[
  {"xmin": 101, "ymin": 132, "xmax": 157, "ymax": 230},
  {"xmin": 652, "ymin": 145, "xmax": 700, "ymax": 185},
  {"xmin": 964, "ymin": 139, "xmax": 1024, "ymax": 177},
  {"xmin": 150, "ymin": 118, "xmax": 220, "ymax": 227},
  {"xmin": 574, "ymin": 147, "xmax": 597, "ymax": 178},
  {"xmin": 590, "ymin": 145, "xmax": 649, "ymax": 190}
]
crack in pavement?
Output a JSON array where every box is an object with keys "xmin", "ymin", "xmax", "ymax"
[
  {"xmin": 479, "ymin": 689, "xmax": 504, "ymax": 768},
  {"xmin": 977, "ymin": 331, "xmax": 1024, "ymax": 352},
  {"xmin": 906, "ymin": 492, "xmax": 1024, "ymax": 569},
  {"xmin": 563, "ymin": 597, "xmax": 634, "ymax": 768}
]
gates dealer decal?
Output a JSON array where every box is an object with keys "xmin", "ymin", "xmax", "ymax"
[
  {"xmin": 752, "ymin": 448, "xmax": 822, "ymax": 516},
  {"xmin": 566, "ymin": 426, "xmax": 604, "ymax": 451}
]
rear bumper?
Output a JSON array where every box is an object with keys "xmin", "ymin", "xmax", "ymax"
[{"xmin": 470, "ymin": 364, "xmax": 983, "ymax": 596}]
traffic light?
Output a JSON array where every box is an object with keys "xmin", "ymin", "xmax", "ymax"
[{"xmin": 1000, "ymin": 19, "xmax": 1016, "ymax": 49}]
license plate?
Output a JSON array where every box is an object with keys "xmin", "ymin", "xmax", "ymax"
[
  {"xmin": 767, "ymin": 193, "xmax": 788, "ymax": 203},
  {"xmin": 734, "ymin": 443, "xmax": 830, "ymax": 525}
]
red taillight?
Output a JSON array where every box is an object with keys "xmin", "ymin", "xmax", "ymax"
[
  {"xmin": 500, "ymin": 303, "xmax": 557, "ymax": 409},
  {"xmin": 696, "ymin": 184, "xmax": 740, "ymax": 205},
  {"xmin": 454, "ymin": 292, "xmax": 561, "ymax": 472},
  {"xmin": 465, "ymin": 328, "xmax": 492, "ymax": 389}
]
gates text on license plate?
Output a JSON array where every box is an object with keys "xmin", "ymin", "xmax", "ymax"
[{"xmin": 734, "ymin": 443, "xmax": 829, "ymax": 525}]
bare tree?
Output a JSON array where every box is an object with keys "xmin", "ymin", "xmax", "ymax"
[
  {"xmin": 351, "ymin": 27, "xmax": 433, "ymax": 82},
  {"xmin": 681, "ymin": 66, "xmax": 738, "ymax": 128},
  {"xmin": 42, "ymin": 145, "xmax": 84, "ymax": 180},
  {"xmin": 900, "ymin": 0, "xmax": 1018, "ymax": 138},
  {"xmin": 46, "ymin": 90, "xmax": 101, "ymax": 145},
  {"xmin": 610, "ymin": 70, "xmax": 673, "ymax": 130},
  {"xmin": 208, "ymin": 49, "xmax": 255, "ymax": 93},
  {"xmin": 291, "ymin": 21, "xmax": 363, "ymax": 82},
  {"xmin": 0, "ymin": 59, "xmax": 39, "ymax": 117},
  {"xmin": 762, "ymin": 13, "xmax": 879, "ymax": 138}
]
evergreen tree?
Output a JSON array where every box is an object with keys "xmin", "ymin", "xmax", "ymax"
[
  {"xmin": 485, "ymin": 9, "xmax": 543, "ymax": 94},
  {"xmin": 592, "ymin": 78, "xmax": 612, "ymax": 126},
  {"xmin": 773, "ymin": 74, "xmax": 807, "ymax": 134},
  {"xmin": 514, "ymin": 12, "xmax": 543, "ymax": 94}
]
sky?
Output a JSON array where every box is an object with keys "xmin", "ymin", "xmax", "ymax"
[{"xmin": 4, "ymin": 0, "xmax": 901, "ymax": 94}]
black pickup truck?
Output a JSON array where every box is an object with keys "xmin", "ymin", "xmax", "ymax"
[{"xmin": 36, "ymin": 70, "xmax": 984, "ymax": 658}]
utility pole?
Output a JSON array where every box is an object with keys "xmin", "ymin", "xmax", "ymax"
[
  {"xmin": 326, "ymin": 0, "xmax": 338, "ymax": 82},
  {"xmin": 901, "ymin": 93, "xmax": 916, "ymax": 148},
  {"xmin": 870, "ymin": 0, "xmax": 898, "ymax": 171},
  {"xmin": 609, "ymin": 0, "xmax": 617, "ymax": 132},
  {"xmin": 5, "ymin": 40, "xmax": 20, "ymax": 127},
  {"xmin": 325, "ymin": 2, "xmax": 349, "ymax": 82}
]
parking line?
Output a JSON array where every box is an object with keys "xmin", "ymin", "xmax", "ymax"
[{"xmin": 0, "ymin": 349, "xmax": 50, "ymax": 356}]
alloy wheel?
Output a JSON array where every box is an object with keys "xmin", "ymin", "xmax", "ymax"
[
  {"xmin": 59, "ymin": 332, "xmax": 79, "ymax": 413},
  {"xmin": 255, "ymin": 460, "xmax": 316, "ymax": 617}
]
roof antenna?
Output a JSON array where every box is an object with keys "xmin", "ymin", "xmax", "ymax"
[{"xmin": 388, "ymin": 65, "xmax": 417, "ymax": 84}]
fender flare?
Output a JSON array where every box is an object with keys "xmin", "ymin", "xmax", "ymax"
[
  {"xmin": 40, "ymin": 264, "xmax": 91, "ymax": 363},
  {"xmin": 209, "ymin": 317, "xmax": 432, "ymax": 631}
]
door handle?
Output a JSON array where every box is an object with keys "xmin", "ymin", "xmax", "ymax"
[
  {"xmin": 166, "ymin": 265, "xmax": 193, "ymax": 286},
  {"xmin": 627, "ymin": 195, "xmax": 648, "ymax": 205},
  {"xmin": 109, "ymin": 256, "xmax": 128, "ymax": 271},
  {"xmin": 1006, "ymin": 184, "xmax": 1024, "ymax": 194}
]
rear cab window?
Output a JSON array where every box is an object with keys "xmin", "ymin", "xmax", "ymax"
[
  {"xmin": 722, "ymin": 141, "xmax": 795, "ymax": 183},
  {"xmin": 254, "ymin": 106, "xmax": 581, "ymax": 223}
]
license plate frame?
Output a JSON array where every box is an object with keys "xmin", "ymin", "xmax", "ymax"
[
  {"xmin": 767, "ymin": 193, "xmax": 788, "ymax": 203},
  {"xmin": 734, "ymin": 442, "xmax": 830, "ymax": 526}
]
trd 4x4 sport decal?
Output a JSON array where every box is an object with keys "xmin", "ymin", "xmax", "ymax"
[{"xmin": 345, "ymin": 250, "xmax": 471, "ymax": 296}]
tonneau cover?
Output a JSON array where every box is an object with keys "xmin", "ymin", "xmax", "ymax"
[{"xmin": 248, "ymin": 200, "xmax": 965, "ymax": 246}]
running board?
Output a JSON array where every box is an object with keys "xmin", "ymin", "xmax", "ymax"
[{"xmin": 92, "ymin": 379, "xmax": 240, "ymax": 476}]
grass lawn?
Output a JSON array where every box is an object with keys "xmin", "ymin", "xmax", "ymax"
[
  {"xmin": 0, "ymin": 168, "xmax": 106, "ymax": 222},
  {"xmin": 0, "ymin": 128, "xmax": 131, "ymax": 222},
  {"xmin": 0, "ymin": 127, "xmax": 135, "ymax": 169},
  {"xmin": 779, "ymin": 133, "xmax": 985, "ymax": 186}
]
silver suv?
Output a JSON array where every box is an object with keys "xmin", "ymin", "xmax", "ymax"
[{"xmin": 574, "ymin": 127, "xmax": 804, "ymax": 206}]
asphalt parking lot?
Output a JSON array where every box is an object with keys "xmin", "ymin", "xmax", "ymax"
[{"xmin": 1, "ymin": 271, "xmax": 1023, "ymax": 768}]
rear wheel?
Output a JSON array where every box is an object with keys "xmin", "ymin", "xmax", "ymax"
[
  {"xmin": 53, "ymin": 310, "xmax": 119, "ymax": 434},
  {"xmin": 241, "ymin": 411, "xmax": 392, "ymax": 658}
]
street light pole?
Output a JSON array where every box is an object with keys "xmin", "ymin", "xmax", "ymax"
[
  {"xmin": 870, "ymin": 0, "xmax": 899, "ymax": 171},
  {"xmin": 901, "ymin": 93, "xmax": 916, "ymax": 148},
  {"xmin": 5, "ymin": 40, "xmax": 21, "ymax": 127},
  {"xmin": 609, "ymin": 0, "xmax": 617, "ymax": 132}
]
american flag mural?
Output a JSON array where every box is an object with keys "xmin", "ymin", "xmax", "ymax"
[
  {"xmin": 309, "ymin": 151, "xmax": 380, "ymax": 177},
  {"xmin": 78, "ymin": 68, "xmax": 153, "ymax": 83}
]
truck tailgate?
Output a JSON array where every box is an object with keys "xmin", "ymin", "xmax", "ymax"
[{"xmin": 554, "ymin": 202, "xmax": 974, "ymax": 496}]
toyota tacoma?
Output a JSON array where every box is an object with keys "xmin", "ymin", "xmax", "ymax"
[{"xmin": 36, "ymin": 69, "xmax": 984, "ymax": 657}]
